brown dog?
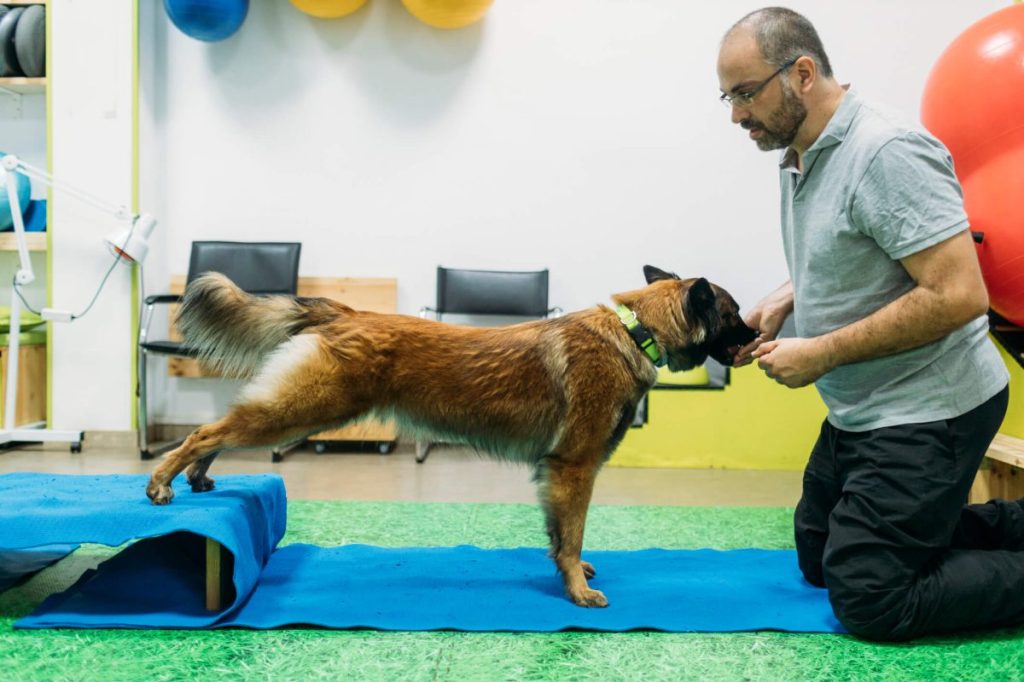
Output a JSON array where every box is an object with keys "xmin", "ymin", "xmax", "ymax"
[{"xmin": 145, "ymin": 265, "xmax": 757, "ymax": 607}]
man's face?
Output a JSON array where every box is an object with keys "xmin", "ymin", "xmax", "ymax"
[{"xmin": 717, "ymin": 30, "xmax": 807, "ymax": 151}]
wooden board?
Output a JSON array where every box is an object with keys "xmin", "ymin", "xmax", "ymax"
[
  {"xmin": 969, "ymin": 434, "xmax": 1024, "ymax": 504},
  {"xmin": 163, "ymin": 275, "xmax": 398, "ymax": 444},
  {"xmin": 982, "ymin": 433, "xmax": 1024, "ymax": 469},
  {"xmin": 0, "ymin": 343, "xmax": 46, "ymax": 425}
]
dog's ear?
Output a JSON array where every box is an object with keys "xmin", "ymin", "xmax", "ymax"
[
  {"xmin": 644, "ymin": 265, "xmax": 680, "ymax": 284},
  {"xmin": 685, "ymin": 278, "xmax": 720, "ymax": 333}
]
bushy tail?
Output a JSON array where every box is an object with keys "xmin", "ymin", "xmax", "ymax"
[{"xmin": 176, "ymin": 272, "xmax": 348, "ymax": 377}]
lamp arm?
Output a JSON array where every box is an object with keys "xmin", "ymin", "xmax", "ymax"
[{"xmin": 2, "ymin": 154, "xmax": 132, "ymax": 221}]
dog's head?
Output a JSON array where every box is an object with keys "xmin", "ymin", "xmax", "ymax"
[{"xmin": 640, "ymin": 265, "xmax": 758, "ymax": 371}]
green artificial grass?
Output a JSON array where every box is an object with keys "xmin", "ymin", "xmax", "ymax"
[{"xmin": 2, "ymin": 501, "xmax": 1023, "ymax": 682}]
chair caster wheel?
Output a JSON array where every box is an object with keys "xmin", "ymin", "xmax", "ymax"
[{"xmin": 70, "ymin": 442, "xmax": 82, "ymax": 454}]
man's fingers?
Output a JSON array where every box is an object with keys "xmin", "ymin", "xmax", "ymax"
[
  {"xmin": 751, "ymin": 339, "xmax": 779, "ymax": 358},
  {"xmin": 733, "ymin": 335, "xmax": 764, "ymax": 366}
]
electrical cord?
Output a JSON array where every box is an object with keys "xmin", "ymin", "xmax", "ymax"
[{"xmin": 11, "ymin": 212, "xmax": 141, "ymax": 320}]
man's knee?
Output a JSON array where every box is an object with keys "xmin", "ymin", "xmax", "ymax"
[{"xmin": 827, "ymin": 584, "xmax": 915, "ymax": 642}]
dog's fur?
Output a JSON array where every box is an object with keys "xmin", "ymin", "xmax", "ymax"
[{"xmin": 145, "ymin": 265, "xmax": 757, "ymax": 607}]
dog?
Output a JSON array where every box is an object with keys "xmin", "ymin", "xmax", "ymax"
[{"xmin": 145, "ymin": 265, "xmax": 757, "ymax": 607}]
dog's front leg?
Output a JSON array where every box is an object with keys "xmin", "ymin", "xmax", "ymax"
[{"xmin": 541, "ymin": 460, "xmax": 607, "ymax": 608}]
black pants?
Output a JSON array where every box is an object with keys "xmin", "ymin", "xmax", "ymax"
[{"xmin": 795, "ymin": 386, "xmax": 1024, "ymax": 641}]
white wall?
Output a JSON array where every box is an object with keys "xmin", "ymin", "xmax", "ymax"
[
  {"xmin": 50, "ymin": 0, "xmax": 137, "ymax": 431},
  {"xmin": 140, "ymin": 0, "xmax": 1007, "ymax": 424}
]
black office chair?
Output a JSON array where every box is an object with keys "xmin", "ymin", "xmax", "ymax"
[
  {"xmin": 416, "ymin": 266, "xmax": 562, "ymax": 463},
  {"xmin": 137, "ymin": 241, "xmax": 302, "ymax": 461}
]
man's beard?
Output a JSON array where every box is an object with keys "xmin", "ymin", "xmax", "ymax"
[{"xmin": 742, "ymin": 83, "xmax": 807, "ymax": 151}]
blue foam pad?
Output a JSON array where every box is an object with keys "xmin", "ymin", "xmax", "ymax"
[{"xmin": 2, "ymin": 473, "xmax": 842, "ymax": 632}]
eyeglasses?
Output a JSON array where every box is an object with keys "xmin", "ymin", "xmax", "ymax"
[{"xmin": 719, "ymin": 57, "xmax": 799, "ymax": 109}]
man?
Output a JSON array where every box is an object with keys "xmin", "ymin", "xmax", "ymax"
[{"xmin": 718, "ymin": 7, "xmax": 1019, "ymax": 641}]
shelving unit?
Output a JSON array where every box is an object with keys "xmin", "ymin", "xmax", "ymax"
[{"xmin": 0, "ymin": 0, "xmax": 51, "ymax": 447}]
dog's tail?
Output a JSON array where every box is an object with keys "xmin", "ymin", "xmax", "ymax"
[{"xmin": 176, "ymin": 272, "xmax": 350, "ymax": 377}]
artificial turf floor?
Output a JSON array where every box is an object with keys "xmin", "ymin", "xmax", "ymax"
[{"xmin": 2, "ymin": 501, "xmax": 1022, "ymax": 681}]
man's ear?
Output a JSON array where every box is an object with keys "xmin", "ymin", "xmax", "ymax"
[
  {"xmin": 644, "ymin": 265, "xmax": 680, "ymax": 284},
  {"xmin": 794, "ymin": 55, "xmax": 816, "ymax": 94}
]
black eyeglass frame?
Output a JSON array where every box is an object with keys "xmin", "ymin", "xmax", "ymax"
[{"xmin": 720, "ymin": 57, "xmax": 800, "ymax": 108}]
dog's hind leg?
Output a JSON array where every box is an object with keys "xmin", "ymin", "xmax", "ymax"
[
  {"xmin": 146, "ymin": 407, "xmax": 278, "ymax": 504},
  {"xmin": 185, "ymin": 451, "xmax": 221, "ymax": 493},
  {"xmin": 147, "ymin": 334, "xmax": 373, "ymax": 503},
  {"xmin": 539, "ymin": 458, "xmax": 606, "ymax": 607},
  {"xmin": 145, "ymin": 399, "xmax": 353, "ymax": 504}
]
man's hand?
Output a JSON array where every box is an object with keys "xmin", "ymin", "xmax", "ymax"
[
  {"xmin": 734, "ymin": 281, "xmax": 794, "ymax": 367},
  {"xmin": 752, "ymin": 337, "xmax": 835, "ymax": 388}
]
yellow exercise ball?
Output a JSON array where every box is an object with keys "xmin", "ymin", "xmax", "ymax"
[
  {"xmin": 288, "ymin": 0, "xmax": 368, "ymax": 19},
  {"xmin": 401, "ymin": 0, "xmax": 494, "ymax": 29}
]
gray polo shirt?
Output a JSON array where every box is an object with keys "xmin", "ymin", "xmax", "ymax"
[{"xmin": 780, "ymin": 88, "xmax": 1008, "ymax": 432}]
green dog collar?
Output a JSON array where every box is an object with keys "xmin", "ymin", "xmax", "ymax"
[{"xmin": 615, "ymin": 304, "xmax": 665, "ymax": 367}]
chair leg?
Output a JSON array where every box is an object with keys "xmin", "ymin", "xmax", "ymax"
[
  {"xmin": 415, "ymin": 440, "xmax": 432, "ymax": 464},
  {"xmin": 271, "ymin": 438, "xmax": 304, "ymax": 463},
  {"xmin": 138, "ymin": 348, "xmax": 154, "ymax": 460}
]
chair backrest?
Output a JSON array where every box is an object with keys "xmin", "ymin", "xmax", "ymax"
[
  {"xmin": 436, "ymin": 267, "xmax": 549, "ymax": 317},
  {"xmin": 186, "ymin": 241, "xmax": 301, "ymax": 295}
]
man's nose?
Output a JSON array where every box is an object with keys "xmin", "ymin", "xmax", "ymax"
[{"xmin": 731, "ymin": 104, "xmax": 749, "ymax": 125}]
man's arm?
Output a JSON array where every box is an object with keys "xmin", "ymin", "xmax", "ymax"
[{"xmin": 753, "ymin": 230, "xmax": 989, "ymax": 387}]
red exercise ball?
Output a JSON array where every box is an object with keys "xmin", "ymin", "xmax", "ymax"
[
  {"xmin": 959, "ymin": 148, "xmax": 1024, "ymax": 326},
  {"xmin": 922, "ymin": 4, "xmax": 1024, "ymax": 177},
  {"xmin": 921, "ymin": 4, "xmax": 1024, "ymax": 325}
]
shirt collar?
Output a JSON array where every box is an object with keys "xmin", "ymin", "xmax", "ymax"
[{"xmin": 779, "ymin": 85, "xmax": 860, "ymax": 169}]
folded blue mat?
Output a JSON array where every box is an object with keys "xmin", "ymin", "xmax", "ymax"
[
  {"xmin": 1, "ymin": 473, "xmax": 843, "ymax": 633},
  {"xmin": 0, "ymin": 472, "xmax": 286, "ymax": 627}
]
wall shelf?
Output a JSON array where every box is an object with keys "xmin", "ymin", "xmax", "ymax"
[
  {"xmin": 0, "ymin": 233, "xmax": 46, "ymax": 251},
  {"xmin": 0, "ymin": 78, "xmax": 46, "ymax": 94}
]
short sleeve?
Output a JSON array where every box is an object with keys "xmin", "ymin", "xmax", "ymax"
[{"xmin": 849, "ymin": 132, "xmax": 969, "ymax": 260}]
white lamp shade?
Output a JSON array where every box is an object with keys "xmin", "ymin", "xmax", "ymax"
[{"xmin": 105, "ymin": 213, "xmax": 156, "ymax": 264}]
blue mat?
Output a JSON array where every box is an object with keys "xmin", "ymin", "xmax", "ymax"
[{"xmin": 1, "ymin": 473, "xmax": 843, "ymax": 633}]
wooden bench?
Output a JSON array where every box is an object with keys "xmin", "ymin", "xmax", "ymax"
[{"xmin": 969, "ymin": 433, "xmax": 1024, "ymax": 504}]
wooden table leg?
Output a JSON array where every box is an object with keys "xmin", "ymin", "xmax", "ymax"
[{"xmin": 206, "ymin": 537, "xmax": 223, "ymax": 611}]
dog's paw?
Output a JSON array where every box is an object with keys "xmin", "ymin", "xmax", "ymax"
[
  {"xmin": 146, "ymin": 481, "xmax": 174, "ymax": 505},
  {"xmin": 581, "ymin": 561, "xmax": 597, "ymax": 579},
  {"xmin": 571, "ymin": 588, "xmax": 608, "ymax": 608},
  {"xmin": 188, "ymin": 474, "xmax": 216, "ymax": 493}
]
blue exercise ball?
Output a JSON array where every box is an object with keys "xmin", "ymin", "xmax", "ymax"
[
  {"xmin": 0, "ymin": 158, "xmax": 31, "ymax": 232},
  {"xmin": 164, "ymin": 0, "xmax": 249, "ymax": 42}
]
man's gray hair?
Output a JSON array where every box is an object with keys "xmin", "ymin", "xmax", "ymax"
[{"xmin": 729, "ymin": 7, "xmax": 833, "ymax": 78}]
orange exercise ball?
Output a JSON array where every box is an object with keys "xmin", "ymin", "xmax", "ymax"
[
  {"xmin": 288, "ymin": 0, "xmax": 367, "ymax": 19},
  {"xmin": 401, "ymin": 0, "xmax": 493, "ymax": 29},
  {"xmin": 922, "ymin": 4, "xmax": 1024, "ymax": 325}
]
